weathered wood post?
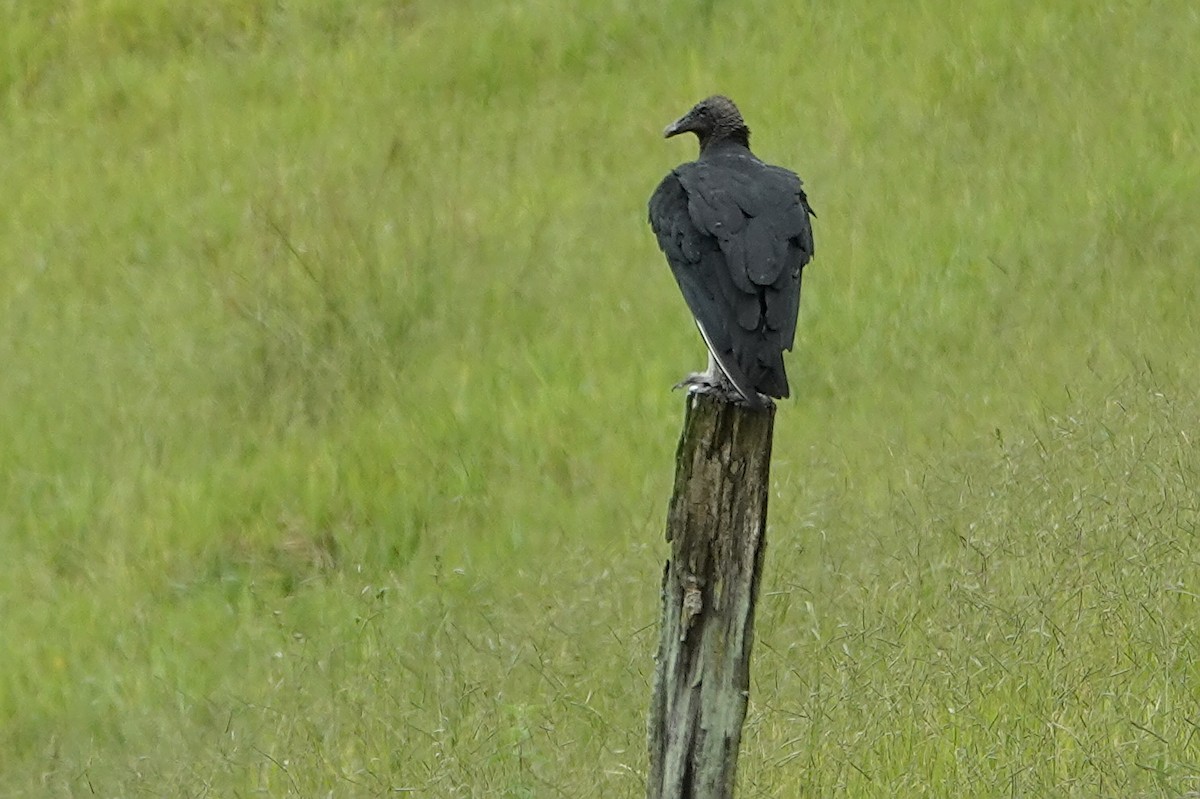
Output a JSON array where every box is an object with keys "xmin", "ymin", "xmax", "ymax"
[{"xmin": 647, "ymin": 390, "xmax": 775, "ymax": 799}]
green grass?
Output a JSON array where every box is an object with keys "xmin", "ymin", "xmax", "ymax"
[{"xmin": 2, "ymin": 0, "xmax": 1199, "ymax": 795}]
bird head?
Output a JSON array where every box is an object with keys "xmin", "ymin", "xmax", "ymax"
[{"xmin": 663, "ymin": 95, "xmax": 751, "ymax": 151}]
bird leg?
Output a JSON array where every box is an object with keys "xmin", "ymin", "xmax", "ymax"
[
  {"xmin": 673, "ymin": 350, "xmax": 725, "ymax": 390},
  {"xmin": 673, "ymin": 352, "xmax": 748, "ymax": 403}
]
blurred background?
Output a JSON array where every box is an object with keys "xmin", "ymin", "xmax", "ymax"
[{"xmin": 1, "ymin": 1, "xmax": 1197, "ymax": 795}]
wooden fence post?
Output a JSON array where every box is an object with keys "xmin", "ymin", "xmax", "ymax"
[{"xmin": 647, "ymin": 390, "xmax": 775, "ymax": 799}]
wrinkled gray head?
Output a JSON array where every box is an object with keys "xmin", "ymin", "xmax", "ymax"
[{"xmin": 663, "ymin": 95, "xmax": 751, "ymax": 151}]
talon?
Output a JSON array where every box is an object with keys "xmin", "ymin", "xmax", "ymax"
[{"xmin": 673, "ymin": 372, "xmax": 715, "ymax": 391}]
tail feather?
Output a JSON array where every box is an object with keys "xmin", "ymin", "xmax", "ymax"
[{"xmin": 753, "ymin": 351, "xmax": 790, "ymax": 399}]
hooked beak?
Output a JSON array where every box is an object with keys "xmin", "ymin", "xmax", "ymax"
[{"xmin": 663, "ymin": 114, "xmax": 692, "ymax": 138}]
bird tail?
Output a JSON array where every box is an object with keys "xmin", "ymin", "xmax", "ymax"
[{"xmin": 754, "ymin": 352, "xmax": 790, "ymax": 399}]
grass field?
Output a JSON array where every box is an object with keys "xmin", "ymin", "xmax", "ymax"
[{"xmin": 2, "ymin": 1, "xmax": 1199, "ymax": 796}]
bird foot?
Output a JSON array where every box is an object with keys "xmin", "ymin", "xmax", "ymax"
[
  {"xmin": 673, "ymin": 372, "xmax": 722, "ymax": 391},
  {"xmin": 673, "ymin": 373, "xmax": 771, "ymax": 409}
]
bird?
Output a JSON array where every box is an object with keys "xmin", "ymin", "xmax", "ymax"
[{"xmin": 648, "ymin": 96, "xmax": 815, "ymax": 410}]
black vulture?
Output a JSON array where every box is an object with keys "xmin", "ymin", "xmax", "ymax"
[{"xmin": 648, "ymin": 96, "xmax": 815, "ymax": 410}]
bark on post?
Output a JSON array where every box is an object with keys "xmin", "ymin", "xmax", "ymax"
[{"xmin": 647, "ymin": 390, "xmax": 775, "ymax": 799}]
